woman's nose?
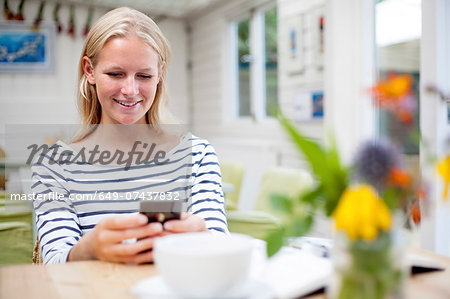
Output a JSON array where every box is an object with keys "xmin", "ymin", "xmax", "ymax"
[{"xmin": 121, "ymin": 76, "xmax": 139, "ymax": 96}]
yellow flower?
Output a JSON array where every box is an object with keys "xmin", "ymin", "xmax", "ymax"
[
  {"xmin": 437, "ymin": 155, "xmax": 450, "ymax": 201},
  {"xmin": 333, "ymin": 184, "xmax": 392, "ymax": 242}
]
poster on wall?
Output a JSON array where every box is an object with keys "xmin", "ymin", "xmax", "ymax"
[
  {"xmin": 294, "ymin": 89, "xmax": 324, "ymax": 121},
  {"xmin": 285, "ymin": 15, "xmax": 304, "ymax": 75},
  {"xmin": 0, "ymin": 23, "xmax": 55, "ymax": 73}
]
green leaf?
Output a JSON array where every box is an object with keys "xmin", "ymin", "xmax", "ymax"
[
  {"xmin": 265, "ymin": 227, "xmax": 285, "ymax": 257},
  {"xmin": 279, "ymin": 114, "xmax": 348, "ymax": 216},
  {"xmin": 382, "ymin": 187, "xmax": 402, "ymax": 210},
  {"xmin": 290, "ymin": 214, "xmax": 314, "ymax": 236},
  {"xmin": 270, "ymin": 193, "xmax": 293, "ymax": 214},
  {"xmin": 279, "ymin": 115, "xmax": 329, "ymax": 180},
  {"xmin": 300, "ymin": 185, "xmax": 325, "ymax": 205},
  {"xmin": 321, "ymin": 139, "xmax": 349, "ymax": 215}
]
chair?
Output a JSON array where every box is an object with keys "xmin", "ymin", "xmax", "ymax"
[
  {"xmin": 219, "ymin": 161, "xmax": 245, "ymax": 211},
  {"xmin": 0, "ymin": 146, "xmax": 6, "ymax": 190},
  {"xmin": 0, "ymin": 209, "xmax": 33, "ymax": 225},
  {"xmin": 32, "ymin": 237, "xmax": 43, "ymax": 264},
  {"xmin": 227, "ymin": 167, "xmax": 313, "ymax": 240},
  {"xmin": 0, "ymin": 195, "xmax": 34, "ymax": 264},
  {"xmin": 0, "ymin": 221, "xmax": 33, "ymax": 265}
]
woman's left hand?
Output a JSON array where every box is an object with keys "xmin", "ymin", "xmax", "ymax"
[{"xmin": 162, "ymin": 212, "xmax": 207, "ymax": 234}]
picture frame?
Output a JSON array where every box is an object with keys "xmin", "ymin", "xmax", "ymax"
[
  {"xmin": 285, "ymin": 15, "xmax": 304, "ymax": 75},
  {"xmin": 0, "ymin": 22, "xmax": 55, "ymax": 73},
  {"xmin": 293, "ymin": 89, "xmax": 324, "ymax": 122}
]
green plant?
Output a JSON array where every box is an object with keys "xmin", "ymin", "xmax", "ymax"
[
  {"xmin": 265, "ymin": 74, "xmax": 426, "ymax": 257},
  {"xmin": 265, "ymin": 115, "xmax": 349, "ymax": 256}
]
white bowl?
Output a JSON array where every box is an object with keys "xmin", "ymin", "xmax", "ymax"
[{"xmin": 154, "ymin": 232, "xmax": 254, "ymax": 298}]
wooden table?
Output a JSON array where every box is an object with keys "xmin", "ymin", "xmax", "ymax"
[
  {"xmin": 1, "ymin": 248, "xmax": 449, "ymax": 299},
  {"xmin": 0, "ymin": 261, "xmax": 155, "ymax": 299},
  {"xmin": 404, "ymin": 248, "xmax": 450, "ymax": 299}
]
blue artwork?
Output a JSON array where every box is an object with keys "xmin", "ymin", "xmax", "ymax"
[
  {"xmin": 0, "ymin": 23, "xmax": 55, "ymax": 73},
  {"xmin": 289, "ymin": 28, "xmax": 297, "ymax": 58},
  {"xmin": 0, "ymin": 31, "xmax": 46, "ymax": 63},
  {"xmin": 312, "ymin": 91, "xmax": 324, "ymax": 118}
]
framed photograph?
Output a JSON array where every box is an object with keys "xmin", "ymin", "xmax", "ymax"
[
  {"xmin": 285, "ymin": 15, "xmax": 304, "ymax": 75},
  {"xmin": 0, "ymin": 22, "xmax": 55, "ymax": 73},
  {"xmin": 293, "ymin": 89, "xmax": 324, "ymax": 121}
]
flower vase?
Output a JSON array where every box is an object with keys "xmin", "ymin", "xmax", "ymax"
[{"xmin": 329, "ymin": 229, "xmax": 409, "ymax": 299}]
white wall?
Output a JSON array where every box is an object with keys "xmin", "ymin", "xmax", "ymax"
[
  {"xmin": 278, "ymin": 0, "xmax": 326, "ymax": 121},
  {"xmin": 158, "ymin": 19, "xmax": 190, "ymax": 124},
  {"xmin": 0, "ymin": 1, "xmax": 189, "ymax": 147},
  {"xmin": 0, "ymin": 0, "xmax": 97, "ymax": 145}
]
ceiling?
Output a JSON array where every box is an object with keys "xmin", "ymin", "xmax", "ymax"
[{"xmin": 70, "ymin": 0, "xmax": 224, "ymax": 18}]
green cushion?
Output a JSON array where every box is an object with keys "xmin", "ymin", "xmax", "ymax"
[
  {"xmin": 254, "ymin": 168, "xmax": 313, "ymax": 224},
  {"xmin": 0, "ymin": 195, "xmax": 32, "ymax": 208},
  {"xmin": 227, "ymin": 210, "xmax": 281, "ymax": 223},
  {"xmin": 220, "ymin": 161, "xmax": 245, "ymax": 211},
  {"xmin": 226, "ymin": 167, "xmax": 313, "ymax": 240},
  {"xmin": 0, "ymin": 222, "xmax": 33, "ymax": 265},
  {"xmin": 0, "ymin": 210, "xmax": 33, "ymax": 226},
  {"xmin": 225, "ymin": 200, "xmax": 238, "ymax": 211},
  {"xmin": 0, "ymin": 191, "xmax": 18, "ymax": 200},
  {"xmin": 227, "ymin": 210, "xmax": 282, "ymax": 240}
]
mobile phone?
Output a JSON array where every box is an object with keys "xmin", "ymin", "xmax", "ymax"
[{"xmin": 139, "ymin": 196, "xmax": 182, "ymax": 224}]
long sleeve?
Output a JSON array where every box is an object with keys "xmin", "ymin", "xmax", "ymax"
[
  {"xmin": 32, "ymin": 154, "xmax": 81, "ymax": 264},
  {"xmin": 188, "ymin": 138, "xmax": 229, "ymax": 234}
]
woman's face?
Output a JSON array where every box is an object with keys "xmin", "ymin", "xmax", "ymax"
[{"xmin": 83, "ymin": 34, "xmax": 161, "ymax": 125}]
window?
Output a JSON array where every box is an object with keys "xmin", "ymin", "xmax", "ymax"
[
  {"xmin": 237, "ymin": 18, "xmax": 251, "ymax": 117},
  {"xmin": 230, "ymin": 5, "xmax": 278, "ymax": 120},
  {"xmin": 376, "ymin": 0, "xmax": 421, "ymax": 155}
]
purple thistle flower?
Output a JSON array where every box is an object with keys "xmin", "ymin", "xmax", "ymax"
[{"xmin": 353, "ymin": 140, "xmax": 401, "ymax": 190}]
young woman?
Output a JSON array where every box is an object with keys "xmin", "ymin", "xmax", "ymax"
[{"xmin": 32, "ymin": 7, "xmax": 228, "ymax": 264}]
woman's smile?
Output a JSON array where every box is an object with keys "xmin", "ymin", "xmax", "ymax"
[{"xmin": 113, "ymin": 98, "xmax": 144, "ymax": 109}]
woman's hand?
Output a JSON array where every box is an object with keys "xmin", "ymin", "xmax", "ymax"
[
  {"xmin": 68, "ymin": 214, "xmax": 163, "ymax": 264},
  {"xmin": 162, "ymin": 212, "xmax": 207, "ymax": 234}
]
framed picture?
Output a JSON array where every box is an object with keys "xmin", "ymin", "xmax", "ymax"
[
  {"xmin": 447, "ymin": 104, "xmax": 450, "ymax": 124},
  {"xmin": 311, "ymin": 90, "xmax": 324, "ymax": 118},
  {"xmin": 293, "ymin": 89, "xmax": 324, "ymax": 121},
  {"xmin": 285, "ymin": 15, "xmax": 304, "ymax": 75},
  {"xmin": 0, "ymin": 22, "xmax": 55, "ymax": 73},
  {"xmin": 313, "ymin": 6, "xmax": 325, "ymax": 69}
]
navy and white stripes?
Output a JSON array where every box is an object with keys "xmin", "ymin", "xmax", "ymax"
[{"xmin": 32, "ymin": 134, "xmax": 229, "ymax": 264}]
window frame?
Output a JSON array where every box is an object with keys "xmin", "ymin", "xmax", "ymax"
[{"xmin": 227, "ymin": 2, "xmax": 278, "ymax": 122}]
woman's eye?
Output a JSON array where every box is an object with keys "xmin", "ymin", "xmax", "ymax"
[
  {"xmin": 107, "ymin": 73, "xmax": 122, "ymax": 77},
  {"xmin": 138, "ymin": 74, "xmax": 152, "ymax": 79}
]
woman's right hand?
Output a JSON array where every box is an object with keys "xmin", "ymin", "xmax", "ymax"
[{"xmin": 68, "ymin": 214, "xmax": 163, "ymax": 264}]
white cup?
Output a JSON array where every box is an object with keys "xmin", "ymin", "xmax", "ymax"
[{"xmin": 153, "ymin": 232, "xmax": 255, "ymax": 298}]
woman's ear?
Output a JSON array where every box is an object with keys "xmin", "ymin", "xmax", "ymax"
[
  {"xmin": 82, "ymin": 56, "xmax": 95, "ymax": 85},
  {"xmin": 158, "ymin": 61, "xmax": 166, "ymax": 83}
]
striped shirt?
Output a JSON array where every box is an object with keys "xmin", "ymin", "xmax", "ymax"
[{"xmin": 32, "ymin": 133, "xmax": 228, "ymax": 264}]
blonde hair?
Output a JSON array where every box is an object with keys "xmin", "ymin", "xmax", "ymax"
[{"xmin": 74, "ymin": 7, "xmax": 172, "ymax": 141}]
